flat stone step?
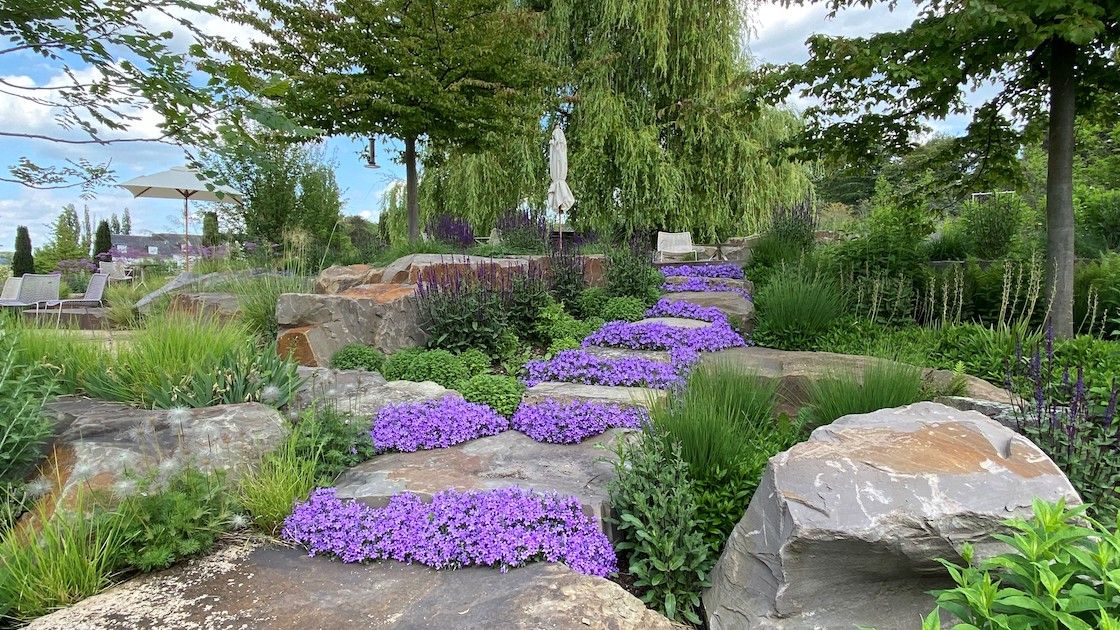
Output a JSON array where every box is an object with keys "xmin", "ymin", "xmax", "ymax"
[
  {"xmin": 522, "ymin": 382, "xmax": 666, "ymax": 408},
  {"xmin": 582, "ymin": 345, "xmax": 672, "ymax": 364},
  {"xmin": 334, "ymin": 429, "xmax": 632, "ymax": 534},
  {"xmin": 28, "ymin": 541, "xmax": 678, "ymax": 629},
  {"xmin": 633, "ymin": 316, "xmax": 710, "ymax": 329},
  {"xmin": 659, "ymin": 291, "xmax": 754, "ymax": 332}
]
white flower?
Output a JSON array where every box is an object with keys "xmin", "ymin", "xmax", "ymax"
[
  {"xmin": 24, "ymin": 477, "xmax": 53, "ymax": 498},
  {"xmin": 112, "ymin": 479, "xmax": 137, "ymax": 497},
  {"xmin": 71, "ymin": 462, "xmax": 96, "ymax": 479},
  {"xmin": 167, "ymin": 407, "xmax": 192, "ymax": 425},
  {"xmin": 158, "ymin": 457, "xmax": 181, "ymax": 475},
  {"xmin": 229, "ymin": 513, "xmax": 250, "ymax": 530},
  {"xmin": 260, "ymin": 384, "xmax": 282, "ymax": 404}
]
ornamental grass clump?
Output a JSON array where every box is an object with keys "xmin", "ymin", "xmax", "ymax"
[
  {"xmin": 282, "ymin": 487, "xmax": 617, "ymax": 577},
  {"xmin": 371, "ymin": 396, "xmax": 508, "ymax": 452},
  {"xmin": 582, "ymin": 319, "xmax": 746, "ymax": 353},
  {"xmin": 802, "ymin": 360, "xmax": 925, "ymax": 430},
  {"xmin": 659, "ymin": 263, "xmax": 744, "ymax": 279},
  {"xmin": 511, "ymin": 399, "xmax": 648, "ymax": 444},
  {"xmin": 522, "ymin": 349, "xmax": 690, "ymax": 389}
]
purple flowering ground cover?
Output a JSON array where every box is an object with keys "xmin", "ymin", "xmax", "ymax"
[
  {"xmin": 372, "ymin": 396, "xmax": 509, "ymax": 452},
  {"xmin": 511, "ymin": 399, "xmax": 648, "ymax": 444},
  {"xmin": 661, "ymin": 277, "xmax": 752, "ymax": 300},
  {"xmin": 644, "ymin": 298, "xmax": 726, "ymax": 323},
  {"xmin": 283, "ymin": 487, "xmax": 618, "ymax": 577},
  {"xmin": 582, "ymin": 319, "xmax": 746, "ymax": 353},
  {"xmin": 659, "ymin": 263, "xmax": 744, "ymax": 279},
  {"xmin": 522, "ymin": 349, "xmax": 689, "ymax": 389}
]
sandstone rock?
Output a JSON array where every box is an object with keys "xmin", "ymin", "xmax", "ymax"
[
  {"xmin": 703, "ymin": 402, "xmax": 1079, "ymax": 630},
  {"xmin": 660, "ymin": 291, "xmax": 755, "ymax": 332},
  {"xmin": 634, "ymin": 316, "xmax": 710, "ymax": 329},
  {"xmin": 167, "ymin": 292, "xmax": 241, "ymax": 321},
  {"xmin": 291, "ymin": 372, "xmax": 456, "ymax": 418},
  {"xmin": 704, "ymin": 347, "xmax": 1011, "ymax": 415},
  {"xmin": 522, "ymin": 382, "xmax": 666, "ymax": 408},
  {"xmin": 335, "ymin": 428, "xmax": 629, "ymax": 532},
  {"xmin": 29, "ymin": 541, "xmax": 680, "ymax": 629},
  {"xmin": 313, "ymin": 264, "xmax": 384, "ymax": 294},
  {"xmin": 275, "ymin": 283, "xmax": 424, "ymax": 366},
  {"xmin": 36, "ymin": 398, "xmax": 287, "ymax": 510},
  {"xmin": 583, "ymin": 345, "xmax": 672, "ymax": 365},
  {"xmin": 935, "ymin": 396, "xmax": 1021, "ymax": 431},
  {"xmin": 381, "ymin": 253, "xmax": 530, "ymax": 284}
]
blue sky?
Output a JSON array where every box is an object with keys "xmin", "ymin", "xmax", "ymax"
[{"xmin": 0, "ymin": 2, "xmax": 928, "ymax": 250}]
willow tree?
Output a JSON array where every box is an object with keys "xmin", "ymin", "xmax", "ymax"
[{"xmin": 420, "ymin": 0, "xmax": 811, "ymax": 242}]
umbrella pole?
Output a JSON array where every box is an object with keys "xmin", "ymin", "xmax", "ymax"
[{"xmin": 184, "ymin": 197, "xmax": 190, "ymax": 272}]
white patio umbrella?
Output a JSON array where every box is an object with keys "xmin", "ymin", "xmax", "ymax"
[
  {"xmin": 547, "ymin": 126, "xmax": 576, "ymax": 248},
  {"xmin": 118, "ymin": 166, "xmax": 242, "ymax": 271}
]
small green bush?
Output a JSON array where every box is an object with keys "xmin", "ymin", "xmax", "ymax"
[
  {"xmin": 115, "ymin": 467, "xmax": 234, "ymax": 572},
  {"xmin": 753, "ymin": 271, "xmax": 845, "ymax": 350},
  {"xmin": 601, "ymin": 296, "xmax": 647, "ymax": 322},
  {"xmin": 608, "ymin": 434, "xmax": 711, "ymax": 625},
  {"xmin": 506, "ymin": 269, "xmax": 552, "ymax": 343},
  {"xmin": 1077, "ymin": 187, "xmax": 1120, "ymax": 250},
  {"xmin": 330, "ymin": 344, "xmax": 385, "ymax": 372},
  {"xmin": 534, "ymin": 302, "xmax": 602, "ymax": 343},
  {"xmin": 292, "ymin": 405, "xmax": 374, "ymax": 484},
  {"xmin": 381, "ymin": 348, "xmax": 494, "ymax": 387},
  {"xmin": 454, "ymin": 374, "xmax": 525, "ymax": 417},
  {"xmin": 604, "ymin": 246, "xmax": 660, "ymax": 304},
  {"xmin": 219, "ymin": 274, "xmax": 313, "ymax": 339},
  {"xmin": 457, "ymin": 348, "xmax": 492, "ymax": 375},
  {"xmin": 546, "ymin": 247, "xmax": 587, "ymax": 307},
  {"xmin": 802, "ymin": 360, "xmax": 926, "ymax": 429},
  {"xmin": 959, "ymin": 194, "xmax": 1027, "ymax": 259},
  {"xmin": 924, "ymin": 499, "xmax": 1120, "ymax": 630},
  {"xmin": 547, "ymin": 337, "xmax": 581, "ymax": 357},
  {"xmin": 237, "ymin": 431, "xmax": 318, "ymax": 536},
  {"xmin": 576, "ymin": 287, "xmax": 609, "ymax": 319}
]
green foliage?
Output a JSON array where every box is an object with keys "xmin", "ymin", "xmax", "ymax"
[
  {"xmin": 329, "ymin": 344, "xmax": 385, "ymax": 372},
  {"xmin": 507, "ymin": 269, "xmax": 552, "ymax": 343},
  {"xmin": 546, "ymin": 337, "xmax": 581, "ymax": 357},
  {"xmin": 0, "ymin": 493, "xmax": 126, "ymax": 622},
  {"xmin": 115, "ymin": 468, "xmax": 234, "ymax": 572},
  {"xmin": 608, "ymin": 435, "xmax": 711, "ymax": 625},
  {"xmin": 224, "ymin": 273, "xmax": 314, "ymax": 339},
  {"xmin": 291, "ymin": 405, "xmax": 374, "ymax": 484},
  {"xmin": 371, "ymin": 239, "xmax": 454, "ymax": 265},
  {"xmin": 959, "ymin": 194, "xmax": 1027, "ymax": 259},
  {"xmin": 415, "ymin": 271, "xmax": 508, "ymax": 356},
  {"xmin": 575, "ymin": 287, "xmax": 609, "ymax": 319},
  {"xmin": 926, "ymin": 499, "xmax": 1120, "ymax": 630},
  {"xmin": 533, "ymin": 302, "xmax": 602, "ymax": 344},
  {"xmin": 923, "ymin": 219, "xmax": 971, "ymax": 261},
  {"xmin": 34, "ymin": 205, "xmax": 89, "ymax": 273},
  {"xmin": 93, "ymin": 220, "xmax": 112, "ymax": 257},
  {"xmin": 753, "ymin": 271, "xmax": 845, "ymax": 350},
  {"xmin": 802, "ymin": 361, "xmax": 926, "ymax": 429},
  {"xmin": 546, "ymin": 248, "xmax": 587, "ymax": 308},
  {"xmin": 238, "ymin": 430, "xmax": 318, "ymax": 536},
  {"xmin": 454, "ymin": 374, "xmax": 525, "ymax": 417},
  {"xmin": 604, "ymin": 246, "xmax": 660, "ymax": 304},
  {"xmin": 1075, "ymin": 252, "xmax": 1120, "ymax": 337},
  {"xmin": 11, "ymin": 226, "xmax": 34, "ymax": 277},
  {"xmin": 1077, "ymin": 187, "xmax": 1120, "ymax": 250},
  {"xmin": 381, "ymin": 348, "xmax": 493, "ymax": 387},
  {"xmin": 601, "ymin": 296, "xmax": 647, "ymax": 322},
  {"xmin": 0, "ymin": 331, "xmax": 53, "ymax": 484},
  {"xmin": 201, "ymin": 212, "xmax": 221, "ymax": 247}
]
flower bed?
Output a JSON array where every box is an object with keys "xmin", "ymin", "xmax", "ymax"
[
  {"xmin": 511, "ymin": 399, "xmax": 648, "ymax": 444},
  {"xmin": 522, "ymin": 349, "xmax": 691, "ymax": 389},
  {"xmin": 644, "ymin": 298, "xmax": 727, "ymax": 323},
  {"xmin": 283, "ymin": 487, "xmax": 617, "ymax": 576},
  {"xmin": 371, "ymin": 396, "xmax": 508, "ymax": 452},
  {"xmin": 582, "ymin": 319, "xmax": 746, "ymax": 353},
  {"xmin": 659, "ymin": 263, "xmax": 744, "ymax": 279},
  {"xmin": 661, "ymin": 277, "xmax": 752, "ymax": 300}
]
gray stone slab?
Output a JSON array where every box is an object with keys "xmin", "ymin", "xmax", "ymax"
[{"xmin": 522, "ymin": 382, "xmax": 666, "ymax": 408}]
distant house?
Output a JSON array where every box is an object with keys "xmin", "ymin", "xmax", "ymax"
[{"xmin": 110, "ymin": 234, "xmax": 203, "ymax": 262}]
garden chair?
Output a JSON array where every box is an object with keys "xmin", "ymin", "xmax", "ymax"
[
  {"xmin": 43, "ymin": 273, "xmax": 109, "ymax": 325},
  {"xmin": 99, "ymin": 261, "xmax": 133, "ymax": 282},
  {"xmin": 0, "ymin": 277, "xmax": 20, "ymax": 301},
  {"xmin": 656, "ymin": 231, "xmax": 712, "ymax": 262},
  {"xmin": 0, "ymin": 274, "xmax": 60, "ymax": 311}
]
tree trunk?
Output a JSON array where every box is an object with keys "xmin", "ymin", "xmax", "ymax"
[
  {"xmin": 404, "ymin": 135, "xmax": 420, "ymax": 243},
  {"xmin": 1045, "ymin": 38, "xmax": 1076, "ymax": 339}
]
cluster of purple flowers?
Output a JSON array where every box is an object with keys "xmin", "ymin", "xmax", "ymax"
[
  {"xmin": 283, "ymin": 487, "xmax": 617, "ymax": 577},
  {"xmin": 644, "ymin": 298, "xmax": 726, "ymax": 323},
  {"xmin": 427, "ymin": 214, "xmax": 476, "ymax": 248},
  {"xmin": 372, "ymin": 396, "xmax": 508, "ymax": 452},
  {"xmin": 511, "ymin": 399, "xmax": 648, "ymax": 444},
  {"xmin": 661, "ymin": 276, "xmax": 752, "ymax": 300},
  {"xmin": 54, "ymin": 258, "xmax": 98, "ymax": 274},
  {"xmin": 659, "ymin": 263, "xmax": 744, "ymax": 279},
  {"xmin": 582, "ymin": 319, "xmax": 745, "ymax": 353},
  {"xmin": 522, "ymin": 349, "xmax": 689, "ymax": 389}
]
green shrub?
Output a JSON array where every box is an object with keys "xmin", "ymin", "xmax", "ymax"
[
  {"xmin": 546, "ymin": 247, "xmax": 587, "ymax": 307},
  {"xmin": 802, "ymin": 360, "xmax": 926, "ymax": 429},
  {"xmin": 380, "ymin": 348, "xmax": 493, "ymax": 387},
  {"xmin": 1075, "ymin": 252, "xmax": 1120, "ymax": 337},
  {"xmin": 924, "ymin": 500, "xmax": 1120, "ymax": 630},
  {"xmin": 0, "ymin": 493, "xmax": 126, "ymax": 622},
  {"xmin": 601, "ymin": 296, "xmax": 647, "ymax": 322},
  {"xmin": 229, "ymin": 274, "xmax": 314, "ymax": 339},
  {"xmin": 1077, "ymin": 187, "xmax": 1120, "ymax": 250},
  {"xmin": 237, "ymin": 431, "xmax": 318, "ymax": 536},
  {"xmin": 575, "ymin": 287, "xmax": 609, "ymax": 319},
  {"xmin": 608, "ymin": 434, "xmax": 711, "ymax": 625},
  {"xmin": 959, "ymin": 194, "xmax": 1026, "ymax": 259},
  {"xmin": 922, "ymin": 219, "xmax": 970, "ymax": 261},
  {"xmin": 457, "ymin": 348, "xmax": 492, "ymax": 375},
  {"xmin": 753, "ymin": 271, "xmax": 845, "ymax": 350},
  {"xmin": 604, "ymin": 245, "xmax": 660, "ymax": 304},
  {"xmin": 534, "ymin": 302, "xmax": 601, "ymax": 343},
  {"xmin": 292, "ymin": 405, "xmax": 374, "ymax": 484},
  {"xmin": 415, "ymin": 267, "xmax": 507, "ymax": 355},
  {"xmin": 0, "ymin": 331, "xmax": 52, "ymax": 485},
  {"xmin": 454, "ymin": 374, "xmax": 525, "ymax": 417},
  {"xmin": 546, "ymin": 337, "xmax": 581, "ymax": 357},
  {"xmin": 507, "ymin": 266, "xmax": 552, "ymax": 343},
  {"xmin": 330, "ymin": 344, "xmax": 385, "ymax": 372},
  {"xmin": 115, "ymin": 467, "xmax": 233, "ymax": 572}
]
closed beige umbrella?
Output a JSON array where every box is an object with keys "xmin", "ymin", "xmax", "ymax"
[
  {"xmin": 118, "ymin": 166, "xmax": 242, "ymax": 271},
  {"xmin": 548, "ymin": 126, "xmax": 575, "ymax": 248}
]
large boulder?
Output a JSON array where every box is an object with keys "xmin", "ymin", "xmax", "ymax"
[
  {"xmin": 276, "ymin": 283, "xmax": 424, "ymax": 366},
  {"xmin": 29, "ymin": 541, "xmax": 681, "ymax": 629},
  {"xmin": 703, "ymin": 402, "xmax": 1079, "ymax": 630},
  {"xmin": 314, "ymin": 264, "xmax": 384, "ymax": 294},
  {"xmin": 660, "ymin": 291, "xmax": 755, "ymax": 332},
  {"xmin": 335, "ymin": 428, "xmax": 629, "ymax": 533},
  {"xmin": 381, "ymin": 253, "xmax": 530, "ymax": 284},
  {"xmin": 167, "ymin": 292, "xmax": 242, "ymax": 322},
  {"xmin": 34, "ymin": 398, "xmax": 287, "ymax": 513}
]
